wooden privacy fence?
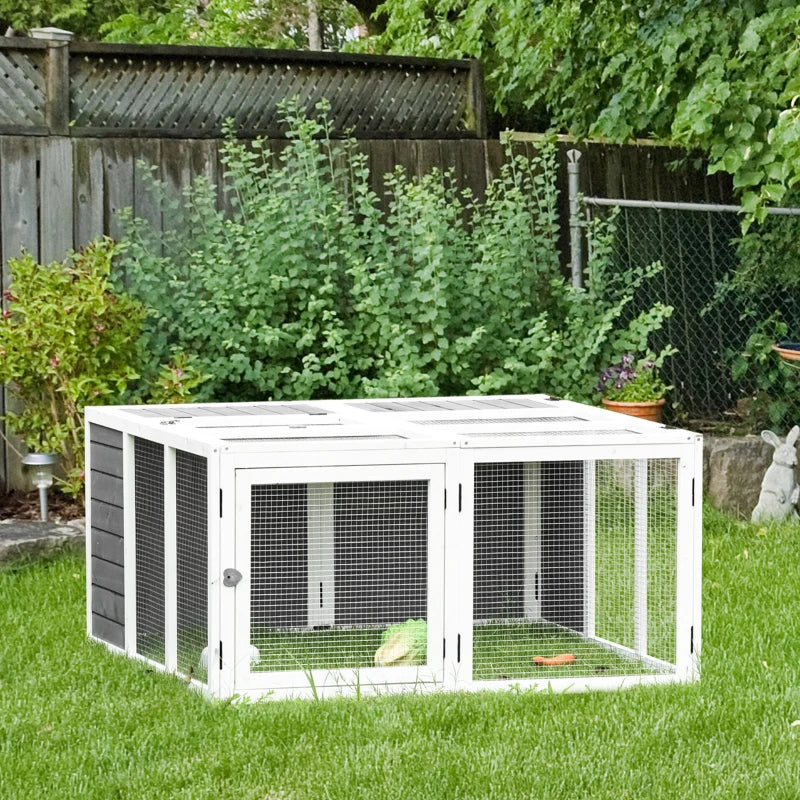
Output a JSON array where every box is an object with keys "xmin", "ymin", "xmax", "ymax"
[{"xmin": 0, "ymin": 36, "xmax": 487, "ymax": 139}]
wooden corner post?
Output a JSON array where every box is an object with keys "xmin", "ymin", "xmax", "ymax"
[
  {"xmin": 31, "ymin": 28, "xmax": 73, "ymax": 136},
  {"xmin": 467, "ymin": 59, "xmax": 488, "ymax": 139}
]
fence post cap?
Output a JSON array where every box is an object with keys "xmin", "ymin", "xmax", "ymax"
[
  {"xmin": 30, "ymin": 27, "xmax": 74, "ymax": 41},
  {"xmin": 566, "ymin": 149, "xmax": 582, "ymax": 164}
]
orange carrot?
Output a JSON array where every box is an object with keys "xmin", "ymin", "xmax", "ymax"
[{"xmin": 532, "ymin": 653, "xmax": 576, "ymax": 667}]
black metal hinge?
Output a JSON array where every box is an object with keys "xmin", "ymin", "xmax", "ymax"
[
  {"xmin": 219, "ymin": 488, "xmax": 223, "ymax": 518},
  {"xmin": 458, "ymin": 484, "xmax": 462, "ymax": 512},
  {"xmin": 443, "ymin": 638, "xmax": 446, "ymax": 659},
  {"xmin": 219, "ymin": 640, "xmax": 223, "ymax": 670},
  {"xmin": 691, "ymin": 479, "xmax": 695, "ymax": 507},
  {"xmin": 690, "ymin": 626, "xmax": 694, "ymax": 654},
  {"xmin": 444, "ymin": 489, "xmax": 447, "ymax": 510}
]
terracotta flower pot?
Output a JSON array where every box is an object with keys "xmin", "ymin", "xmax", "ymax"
[
  {"xmin": 773, "ymin": 343, "xmax": 800, "ymax": 364},
  {"xmin": 602, "ymin": 397, "xmax": 665, "ymax": 423}
]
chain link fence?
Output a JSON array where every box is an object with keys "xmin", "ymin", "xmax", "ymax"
[{"xmin": 582, "ymin": 199, "xmax": 800, "ymax": 425}]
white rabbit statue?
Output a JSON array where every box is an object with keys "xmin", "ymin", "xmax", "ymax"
[{"xmin": 751, "ymin": 425, "xmax": 800, "ymax": 523}]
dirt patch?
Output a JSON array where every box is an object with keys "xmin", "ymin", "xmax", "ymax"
[{"xmin": 0, "ymin": 489, "xmax": 84, "ymax": 522}]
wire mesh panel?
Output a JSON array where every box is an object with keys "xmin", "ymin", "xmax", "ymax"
[
  {"xmin": 249, "ymin": 480, "xmax": 429, "ymax": 673},
  {"xmin": 593, "ymin": 459, "xmax": 678, "ymax": 665},
  {"xmin": 472, "ymin": 458, "xmax": 678, "ymax": 681},
  {"xmin": 175, "ymin": 450, "xmax": 208, "ymax": 680},
  {"xmin": 251, "ymin": 484, "xmax": 309, "ymax": 634},
  {"xmin": 334, "ymin": 481, "xmax": 428, "ymax": 625},
  {"xmin": 646, "ymin": 460, "xmax": 678, "ymax": 664},
  {"xmin": 134, "ymin": 438, "xmax": 165, "ymax": 664}
]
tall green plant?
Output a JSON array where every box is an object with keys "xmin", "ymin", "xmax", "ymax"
[
  {"xmin": 118, "ymin": 102, "xmax": 673, "ymax": 404},
  {"xmin": 729, "ymin": 314, "xmax": 800, "ymax": 430},
  {"xmin": 0, "ymin": 240, "xmax": 144, "ymax": 494}
]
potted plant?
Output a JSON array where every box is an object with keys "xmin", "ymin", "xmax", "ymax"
[
  {"xmin": 772, "ymin": 341, "xmax": 800, "ymax": 364},
  {"xmin": 596, "ymin": 354, "xmax": 669, "ymax": 422}
]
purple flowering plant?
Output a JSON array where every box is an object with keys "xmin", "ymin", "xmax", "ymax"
[{"xmin": 595, "ymin": 354, "xmax": 668, "ymax": 402}]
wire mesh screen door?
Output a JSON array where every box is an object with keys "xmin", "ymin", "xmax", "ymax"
[
  {"xmin": 470, "ymin": 457, "xmax": 680, "ymax": 683},
  {"xmin": 233, "ymin": 465, "xmax": 445, "ymax": 695}
]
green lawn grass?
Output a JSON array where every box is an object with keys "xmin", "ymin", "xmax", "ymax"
[{"xmin": 3, "ymin": 506, "xmax": 800, "ymax": 799}]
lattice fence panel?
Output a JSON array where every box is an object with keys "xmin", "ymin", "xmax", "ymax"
[
  {"xmin": 0, "ymin": 47, "xmax": 46, "ymax": 128},
  {"xmin": 70, "ymin": 51, "xmax": 473, "ymax": 137}
]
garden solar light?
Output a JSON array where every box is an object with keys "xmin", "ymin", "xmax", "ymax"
[{"xmin": 21, "ymin": 452, "xmax": 59, "ymax": 521}]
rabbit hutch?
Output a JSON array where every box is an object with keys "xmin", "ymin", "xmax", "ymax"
[{"xmin": 85, "ymin": 394, "xmax": 702, "ymax": 701}]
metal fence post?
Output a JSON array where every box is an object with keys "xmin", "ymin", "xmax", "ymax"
[{"xmin": 567, "ymin": 149, "xmax": 583, "ymax": 288}]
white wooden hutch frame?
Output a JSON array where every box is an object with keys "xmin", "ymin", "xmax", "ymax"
[{"xmin": 85, "ymin": 394, "xmax": 702, "ymax": 701}]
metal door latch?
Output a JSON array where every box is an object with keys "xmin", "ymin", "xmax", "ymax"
[{"xmin": 222, "ymin": 568, "xmax": 242, "ymax": 587}]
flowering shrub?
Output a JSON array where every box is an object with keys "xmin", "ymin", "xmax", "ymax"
[
  {"xmin": 0, "ymin": 240, "xmax": 176, "ymax": 497},
  {"xmin": 596, "ymin": 354, "xmax": 670, "ymax": 403}
]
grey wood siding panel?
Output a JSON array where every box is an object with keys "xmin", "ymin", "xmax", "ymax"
[
  {"xmin": 103, "ymin": 139, "xmax": 134, "ymax": 242},
  {"xmin": 91, "ymin": 499, "xmax": 123, "ymax": 532},
  {"xmin": 92, "ymin": 556, "xmax": 124, "ymax": 594},
  {"xmin": 89, "ymin": 422, "xmax": 124, "ymax": 646},
  {"xmin": 132, "ymin": 138, "xmax": 162, "ymax": 236},
  {"xmin": 92, "ymin": 528, "xmax": 124, "ymax": 565},
  {"xmin": 90, "ymin": 441, "xmax": 124, "ymax": 478},
  {"xmin": 92, "ymin": 584, "xmax": 124, "ymax": 620},
  {"xmin": 92, "ymin": 613, "xmax": 124, "ymax": 648},
  {"xmin": 91, "ymin": 472, "xmax": 124, "ymax": 506},
  {"xmin": 89, "ymin": 424, "xmax": 122, "ymax": 449}
]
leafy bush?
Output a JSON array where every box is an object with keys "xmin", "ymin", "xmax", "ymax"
[
  {"xmin": 118, "ymin": 103, "xmax": 673, "ymax": 404},
  {"xmin": 0, "ymin": 240, "xmax": 144, "ymax": 494},
  {"xmin": 705, "ymin": 214, "xmax": 800, "ymax": 430},
  {"xmin": 101, "ymin": 0, "xmax": 360, "ymax": 50},
  {"xmin": 376, "ymin": 0, "xmax": 800, "ymax": 228},
  {"xmin": 146, "ymin": 353, "xmax": 210, "ymax": 405},
  {"xmin": 728, "ymin": 314, "xmax": 800, "ymax": 430}
]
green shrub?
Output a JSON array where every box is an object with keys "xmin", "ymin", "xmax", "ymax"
[
  {"xmin": 0, "ymin": 240, "xmax": 144, "ymax": 494},
  {"xmin": 728, "ymin": 314, "xmax": 800, "ymax": 430},
  {"xmin": 118, "ymin": 102, "xmax": 673, "ymax": 403}
]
